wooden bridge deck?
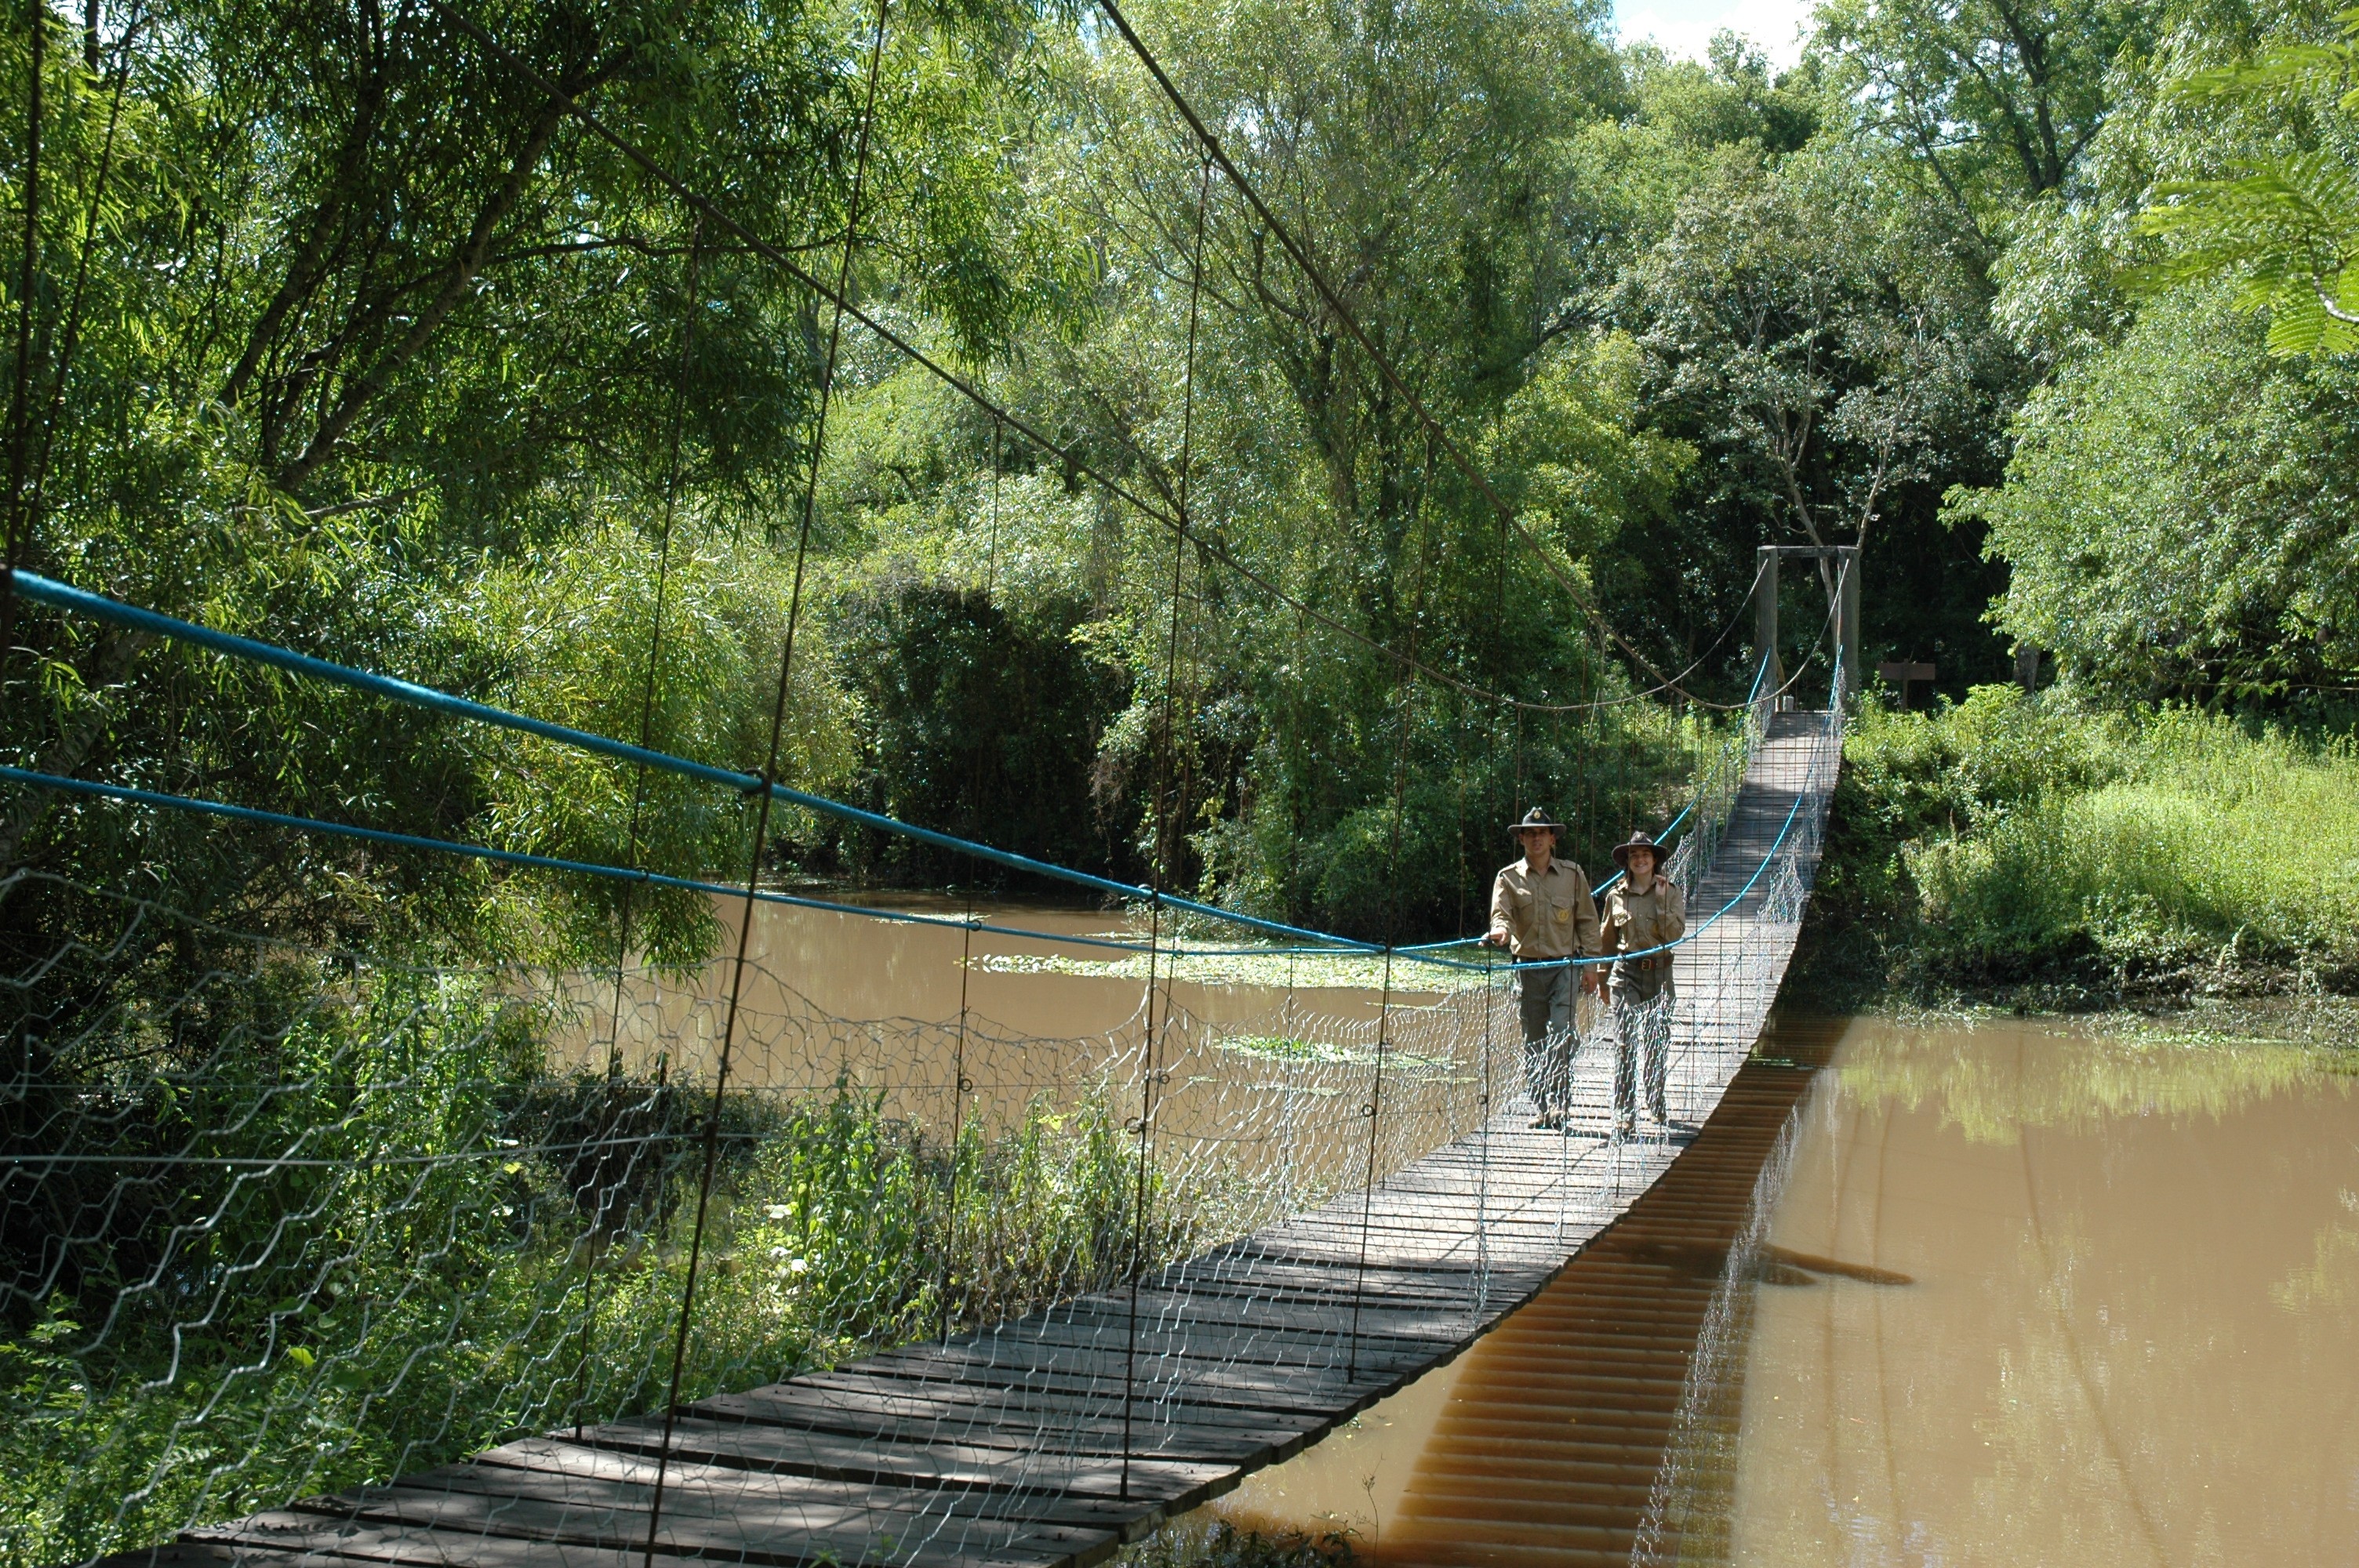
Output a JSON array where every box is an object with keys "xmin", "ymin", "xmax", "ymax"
[{"xmin": 146, "ymin": 714, "xmax": 1839, "ymax": 1568}]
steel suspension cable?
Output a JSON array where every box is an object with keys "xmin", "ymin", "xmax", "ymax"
[
  {"xmin": 983, "ymin": 414, "xmax": 1002, "ymax": 598},
  {"xmin": 1087, "ymin": 0, "xmax": 1736, "ymax": 709},
  {"xmin": 0, "ymin": 0, "xmax": 43, "ymax": 669},
  {"xmin": 640, "ymin": 1, "xmax": 892, "ymax": 1558},
  {"xmin": 1122, "ymin": 151, "xmax": 1211, "ymax": 1503},
  {"xmin": 602, "ymin": 218, "xmax": 703, "ymax": 1080},
  {"xmin": 1350, "ymin": 432, "xmax": 1438, "ymax": 1380},
  {"xmin": 573, "ymin": 216, "xmax": 706, "ymax": 1443},
  {"xmin": 24, "ymin": 2, "xmax": 141, "ymax": 547},
  {"xmin": 940, "ymin": 893, "xmax": 976, "ymax": 1345}
]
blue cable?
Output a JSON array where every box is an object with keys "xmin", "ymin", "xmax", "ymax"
[
  {"xmin": 0, "ymin": 764, "xmax": 1464, "ymax": 968},
  {"xmin": 5, "ymin": 578, "xmax": 1824, "ymax": 977},
  {"xmin": 4, "ymin": 570, "xmax": 1376, "ymax": 955}
]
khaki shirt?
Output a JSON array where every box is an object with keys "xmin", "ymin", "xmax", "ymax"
[
  {"xmin": 1602, "ymin": 876, "xmax": 1686, "ymax": 960},
  {"xmin": 1488, "ymin": 856, "xmax": 1601, "ymax": 961}
]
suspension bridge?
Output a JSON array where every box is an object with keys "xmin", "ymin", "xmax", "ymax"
[
  {"xmin": 3, "ymin": 573, "xmax": 1849, "ymax": 1568},
  {"xmin": 1, "ymin": 3, "xmax": 1868, "ymax": 1564}
]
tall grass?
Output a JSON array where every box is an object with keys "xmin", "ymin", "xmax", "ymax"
[
  {"xmin": 0, "ymin": 964, "xmax": 1174, "ymax": 1568},
  {"xmin": 1816, "ymin": 688, "xmax": 2359, "ymax": 995}
]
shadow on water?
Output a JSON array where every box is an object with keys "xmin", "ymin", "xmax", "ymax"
[
  {"xmin": 1203, "ymin": 1011, "xmax": 1850, "ymax": 1567},
  {"xmin": 1755, "ymin": 1247, "xmax": 1914, "ymax": 1287},
  {"xmin": 1189, "ymin": 1009, "xmax": 2359, "ymax": 1566}
]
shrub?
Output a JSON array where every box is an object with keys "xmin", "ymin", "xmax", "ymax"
[{"xmin": 1805, "ymin": 688, "xmax": 2359, "ymax": 998}]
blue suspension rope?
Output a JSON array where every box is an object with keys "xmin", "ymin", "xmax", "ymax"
[
  {"xmin": 2, "ymin": 573, "xmax": 1834, "ymax": 976},
  {"xmin": 1, "ymin": 739, "xmax": 1815, "ymax": 978},
  {"xmin": 2, "ymin": 568, "xmax": 1376, "ymax": 953}
]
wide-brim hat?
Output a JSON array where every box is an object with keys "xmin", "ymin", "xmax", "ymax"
[
  {"xmin": 1612, "ymin": 829, "xmax": 1666, "ymax": 869},
  {"xmin": 1508, "ymin": 808, "xmax": 1565, "ymax": 838}
]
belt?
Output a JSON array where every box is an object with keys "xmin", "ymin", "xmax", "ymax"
[{"xmin": 1617, "ymin": 953, "xmax": 1671, "ymax": 971}]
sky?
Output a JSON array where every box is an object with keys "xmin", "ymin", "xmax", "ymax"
[{"xmin": 1611, "ymin": 0, "xmax": 1816, "ymax": 68}]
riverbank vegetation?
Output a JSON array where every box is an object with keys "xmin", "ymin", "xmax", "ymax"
[
  {"xmin": 0, "ymin": 928, "xmax": 1190, "ymax": 1567},
  {"xmin": 5, "ymin": 0, "xmax": 2354, "ymax": 964},
  {"xmin": 1801, "ymin": 688, "xmax": 2359, "ymax": 1005}
]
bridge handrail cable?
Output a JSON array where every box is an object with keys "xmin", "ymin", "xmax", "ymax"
[{"xmin": 3, "ymin": 564, "xmax": 1843, "ymax": 974}]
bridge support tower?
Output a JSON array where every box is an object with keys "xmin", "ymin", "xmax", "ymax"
[{"xmin": 1755, "ymin": 543, "xmax": 1859, "ymax": 705}]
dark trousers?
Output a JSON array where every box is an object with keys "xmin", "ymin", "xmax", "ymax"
[
  {"xmin": 1611, "ymin": 960, "xmax": 1673, "ymax": 1123},
  {"xmin": 1516, "ymin": 963, "xmax": 1579, "ymax": 1114}
]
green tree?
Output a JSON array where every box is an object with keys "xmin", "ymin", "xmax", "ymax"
[
  {"xmin": 0, "ymin": 0, "xmax": 1065, "ymax": 960},
  {"xmin": 1815, "ymin": 0, "xmax": 2157, "ymax": 221},
  {"xmin": 1623, "ymin": 134, "xmax": 2017, "ymax": 688},
  {"xmin": 2137, "ymin": 5, "xmax": 2359, "ymax": 354},
  {"xmin": 1955, "ymin": 285, "xmax": 2359, "ymax": 702}
]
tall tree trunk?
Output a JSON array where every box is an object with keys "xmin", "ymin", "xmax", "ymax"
[{"xmin": 274, "ymin": 83, "xmax": 582, "ymax": 492}]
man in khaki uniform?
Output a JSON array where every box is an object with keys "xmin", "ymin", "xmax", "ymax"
[
  {"xmin": 1484, "ymin": 808, "xmax": 1601, "ymax": 1129},
  {"xmin": 1601, "ymin": 829, "xmax": 1685, "ymax": 1133}
]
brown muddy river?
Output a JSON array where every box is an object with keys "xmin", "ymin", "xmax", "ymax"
[
  {"xmin": 1205, "ymin": 1014, "xmax": 2359, "ymax": 1565},
  {"xmin": 1732, "ymin": 1017, "xmax": 2359, "ymax": 1565},
  {"xmin": 555, "ymin": 891, "xmax": 1505, "ymax": 1224},
  {"xmin": 565, "ymin": 895, "xmax": 1423, "ymax": 1067}
]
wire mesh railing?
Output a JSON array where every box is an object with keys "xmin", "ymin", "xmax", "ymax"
[{"xmin": 2, "ymin": 571, "xmax": 1848, "ymax": 1567}]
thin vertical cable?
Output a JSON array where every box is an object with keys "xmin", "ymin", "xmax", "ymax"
[
  {"xmin": 639, "ymin": 2, "xmax": 892, "ymax": 1559},
  {"xmin": 602, "ymin": 215, "xmax": 703, "ymax": 1062},
  {"xmin": 1279, "ymin": 946, "xmax": 1298, "ymax": 1216},
  {"xmin": 982, "ymin": 416, "xmax": 1002, "ymax": 598},
  {"xmin": 1121, "ymin": 151, "xmax": 1212, "ymax": 1504},
  {"xmin": 1511, "ymin": 705, "xmax": 1525, "ymax": 822},
  {"xmin": 1475, "ymin": 942, "xmax": 1494, "ymax": 1316},
  {"xmin": 573, "ymin": 219, "xmax": 703, "ymax": 1442},
  {"xmin": 0, "ymin": 0, "xmax": 45, "ymax": 663},
  {"xmin": 1350, "ymin": 435, "xmax": 1435, "ymax": 1381},
  {"xmin": 25, "ymin": 0, "xmax": 136, "ymax": 530},
  {"xmin": 1349, "ymin": 937, "xmax": 1393, "ymax": 1383},
  {"xmin": 940, "ymin": 895, "xmax": 975, "ymax": 1343},
  {"xmin": 1121, "ymin": 889, "xmax": 1163, "ymax": 1502},
  {"xmin": 1454, "ymin": 693, "xmax": 1468, "ymax": 941}
]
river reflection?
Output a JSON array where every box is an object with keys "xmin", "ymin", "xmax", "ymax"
[
  {"xmin": 1732, "ymin": 1017, "xmax": 2359, "ymax": 1566},
  {"xmin": 1180, "ymin": 1015, "xmax": 2359, "ymax": 1564}
]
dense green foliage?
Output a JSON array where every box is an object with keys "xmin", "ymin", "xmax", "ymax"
[
  {"xmin": 7, "ymin": 0, "xmax": 2359, "ymax": 1552},
  {"xmin": 1801, "ymin": 687, "xmax": 2359, "ymax": 1000},
  {"xmin": 1950, "ymin": 0, "xmax": 2359, "ymax": 704},
  {"xmin": 1960, "ymin": 289, "xmax": 2359, "ymax": 704},
  {"xmin": 0, "ymin": 946, "xmax": 1180, "ymax": 1567},
  {"xmin": 0, "ymin": 0, "xmax": 2348, "ymax": 949}
]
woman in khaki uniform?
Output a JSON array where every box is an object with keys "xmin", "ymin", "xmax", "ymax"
[{"xmin": 1601, "ymin": 829, "xmax": 1685, "ymax": 1133}]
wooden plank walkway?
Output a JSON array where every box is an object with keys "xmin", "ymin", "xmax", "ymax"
[
  {"xmin": 1379, "ymin": 1013, "xmax": 1851, "ymax": 1566},
  {"xmin": 146, "ymin": 713, "xmax": 1840, "ymax": 1568}
]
